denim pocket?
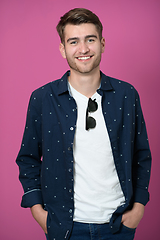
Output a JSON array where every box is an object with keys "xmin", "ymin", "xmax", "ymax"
[{"xmin": 122, "ymin": 223, "xmax": 136, "ymax": 232}]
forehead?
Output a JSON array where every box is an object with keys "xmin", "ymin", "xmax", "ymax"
[{"xmin": 64, "ymin": 23, "xmax": 99, "ymax": 41}]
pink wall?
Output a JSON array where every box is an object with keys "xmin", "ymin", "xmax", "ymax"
[{"xmin": 1, "ymin": 0, "xmax": 159, "ymax": 239}]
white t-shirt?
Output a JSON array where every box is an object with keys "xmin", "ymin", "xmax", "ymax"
[{"xmin": 69, "ymin": 83, "xmax": 125, "ymax": 223}]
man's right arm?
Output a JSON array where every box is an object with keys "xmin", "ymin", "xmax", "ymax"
[{"xmin": 16, "ymin": 91, "xmax": 43, "ymax": 208}]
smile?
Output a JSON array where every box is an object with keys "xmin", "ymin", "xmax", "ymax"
[{"xmin": 77, "ymin": 56, "xmax": 92, "ymax": 60}]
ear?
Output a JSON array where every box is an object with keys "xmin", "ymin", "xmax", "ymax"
[
  {"xmin": 59, "ymin": 43, "xmax": 66, "ymax": 59},
  {"xmin": 101, "ymin": 37, "xmax": 105, "ymax": 53}
]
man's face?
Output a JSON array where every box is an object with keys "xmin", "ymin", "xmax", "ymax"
[{"xmin": 59, "ymin": 23, "xmax": 105, "ymax": 75}]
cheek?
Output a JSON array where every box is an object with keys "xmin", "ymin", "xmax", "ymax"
[
  {"xmin": 93, "ymin": 46, "xmax": 102, "ymax": 55},
  {"xmin": 66, "ymin": 47, "xmax": 77, "ymax": 57}
]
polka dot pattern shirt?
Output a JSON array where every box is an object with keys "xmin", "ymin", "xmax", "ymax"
[{"xmin": 16, "ymin": 71, "xmax": 151, "ymax": 239}]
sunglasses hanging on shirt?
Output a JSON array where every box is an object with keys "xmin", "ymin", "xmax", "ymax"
[{"xmin": 86, "ymin": 98, "xmax": 98, "ymax": 130}]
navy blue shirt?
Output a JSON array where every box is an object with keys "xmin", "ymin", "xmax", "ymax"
[{"xmin": 16, "ymin": 71, "xmax": 151, "ymax": 239}]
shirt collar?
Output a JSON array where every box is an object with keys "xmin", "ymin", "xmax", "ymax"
[
  {"xmin": 99, "ymin": 71, "xmax": 114, "ymax": 91},
  {"xmin": 57, "ymin": 70, "xmax": 114, "ymax": 96},
  {"xmin": 57, "ymin": 71, "xmax": 70, "ymax": 95}
]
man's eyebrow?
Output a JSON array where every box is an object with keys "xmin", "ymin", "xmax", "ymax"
[
  {"xmin": 67, "ymin": 35, "xmax": 98, "ymax": 43},
  {"xmin": 67, "ymin": 37, "xmax": 79, "ymax": 43},
  {"xmin": 85, "ymin": 35, "xmax": 98, "ymax": 39}
]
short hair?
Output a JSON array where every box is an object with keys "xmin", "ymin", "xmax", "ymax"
[{"xmin": 56, "ymin": 8, "xmax": 103, "ymax": 44}]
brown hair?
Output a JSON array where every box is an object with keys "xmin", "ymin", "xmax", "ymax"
[{"xmin": 56, "ymin": 8, "xmax": 103, "ymax": 44}]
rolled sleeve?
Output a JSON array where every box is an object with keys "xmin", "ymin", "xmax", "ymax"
[{"xmin": 21, "ymin": 189, "xmax": 43, "ymax": 208}]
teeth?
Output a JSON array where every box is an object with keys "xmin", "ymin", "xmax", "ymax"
[{"xmin": 77, "ymin": 56, "xmax": 91, "ymax": 60}]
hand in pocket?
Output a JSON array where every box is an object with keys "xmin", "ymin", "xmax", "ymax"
[{"xmin": 30, "ymin": 204, "xmax": 48, "ymax": 233}]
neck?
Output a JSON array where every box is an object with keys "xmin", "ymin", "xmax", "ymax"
[{"xmin": 68, "ymin": 68, "xmax": 101, "ymax": 98}]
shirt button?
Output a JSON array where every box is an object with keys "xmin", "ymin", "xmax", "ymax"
[
  {"xmin": 70, "ymin": 127, "xmax": 74, "ymax": 131},
  {"xmin": 69, "ymin": 209, "xmax": 72, "ymax": 213},
  {"xmin": 68, "ymin": 168, "xmax": 72, "ymax": 172},
  {"xmin": 69, "ymin": 189, "xmax": 72, "ymax": 193},
  {"xmin": 68, "ymin": 147, "xmax": 72, "ymax": 151}
]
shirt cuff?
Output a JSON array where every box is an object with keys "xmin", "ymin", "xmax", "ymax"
[
  {"xmin": 21, "ymin": 189, "xmax": 43, "ymax": 208},
  {"xmin": 133, "ymin": 187, "xmax": 150, "ymax": 206}
]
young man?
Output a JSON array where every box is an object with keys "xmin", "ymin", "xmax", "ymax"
[{"xmin": 16, "ymin": 8, "xmax": 151, "ymax": 240}]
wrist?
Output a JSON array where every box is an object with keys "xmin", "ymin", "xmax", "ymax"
[
  {"xmin": 30, "ymin": 204, "xmax": 44, "ymax": 218},
  {"xmin": 132, "ymin": 202, "xmax": 145, "ymax": 216}
]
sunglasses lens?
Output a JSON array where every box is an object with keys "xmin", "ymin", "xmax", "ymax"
[
  {"xmin": 88, "ymin": 99, "xmax": 98, "ymax": 112},
  {"xmin": 86, "ymin": 116, "xmax": 96, "ymax": 130}
]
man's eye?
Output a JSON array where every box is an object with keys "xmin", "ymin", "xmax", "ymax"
[
  {"xmin": 88, "ymin": 39, "xmax": 94, "ymax": 43},
  {"xmin": 70, "ymin": 41, "xmax": 77, "ymax": 45}
]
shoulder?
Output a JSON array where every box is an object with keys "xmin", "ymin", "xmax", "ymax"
[
  {"xmin": 101, "ymin": 72, "xmax": 140, "ymax": 104},
  {"xmin": 27, "ymin": 79, "xmax": 61, "ymax": 113},
  {"xmin": 109, "ymin": 76, "xmax": 135, "ymax": 90},
  {"xmin": 107, "ymin": 75, "xmax": 139, "ymax": 99},
  {"xmin": 32, "ymin": 79, "xmax": 60, "ymax": 96},
  {"xmin": 31, "ymin": 79, "xmax": 60, "ymax": 98}
]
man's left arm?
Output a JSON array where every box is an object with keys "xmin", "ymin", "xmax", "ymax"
[{"xmin": 122, "ymin": 90, "xmax": 152, "ymax": 229}]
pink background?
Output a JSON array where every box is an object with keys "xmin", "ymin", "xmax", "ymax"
[{"xmin": 1, "ymin": 0, "xmax": 160, "ymax": 239}]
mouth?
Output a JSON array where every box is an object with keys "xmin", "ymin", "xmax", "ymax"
[{"xmin": 76, "ymin": 55, "xmax": 93, "ymax": 61}]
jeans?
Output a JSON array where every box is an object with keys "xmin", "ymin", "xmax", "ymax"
[{"xmin": 46, "ymin": 221, "xmax": 136, "ymax": 240}]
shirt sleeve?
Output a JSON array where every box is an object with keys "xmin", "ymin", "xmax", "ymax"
[
  {"xmin": 16, "ymin": 91, "xmax": 43, "ymax": 208},
  {"xmin": 132, "ymin": 90, "xmax": 152, "ymax": 206}
]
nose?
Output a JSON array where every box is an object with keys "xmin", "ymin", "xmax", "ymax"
[{"xmin": 79, "ymin": 41, "xmax": 89, "ymax": 54}]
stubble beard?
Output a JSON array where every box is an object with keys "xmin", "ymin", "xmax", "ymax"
[{"xmin": 65, "ymin": 54, "xmax": 102, "ymax": 75}]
